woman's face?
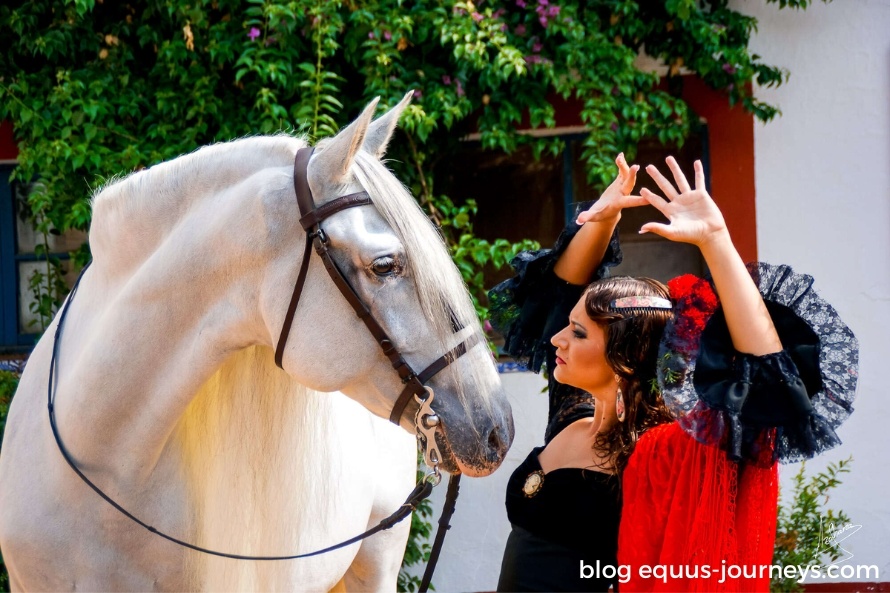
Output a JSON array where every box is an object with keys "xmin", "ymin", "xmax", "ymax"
[{"xmin": 550, "ymin": 298, "xmax": 615, "ymax": 395}]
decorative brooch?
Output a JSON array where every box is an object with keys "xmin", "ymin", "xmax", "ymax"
[{"xmin": 522, "ymin": 470, "xmax": 545, "ymax": 497}]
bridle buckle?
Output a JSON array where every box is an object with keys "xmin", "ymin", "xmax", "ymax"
[
  {"xmin": 309, "ymin": 228, "xmax": 329, "ymax": 253},
  {"xmin": 415, "ymin": 387, "xmax": 443, "ymax": 477}
]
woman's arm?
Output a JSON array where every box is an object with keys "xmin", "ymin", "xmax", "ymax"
[
  {"xmin": 641, "ymin": 158, "xmax": 782, "ymax": 356},
  {"xmin": 553, "ymin": 153, "xmax": 647, "ymax": 284}
]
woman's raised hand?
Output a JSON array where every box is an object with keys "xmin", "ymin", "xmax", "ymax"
[
  {"xmin": 576, "ymin": 153, "xmax": 648, "ymax": 225},
  {"xmin": 640, "ymin": 157, "xmax": 728, "ymax": 247}
]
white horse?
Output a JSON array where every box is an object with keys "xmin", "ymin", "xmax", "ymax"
[{"xmin": 0, "ymin": 95, "xmax": 514, "ymax": 591}]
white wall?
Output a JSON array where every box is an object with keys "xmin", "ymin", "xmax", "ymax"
[
  {"xmin": 415, "ymin": 2, "xmax": 890, "ymax": 590},
  {"xmin": 741, "ymin": 0, "xmax": 890, "ymax": 582}
]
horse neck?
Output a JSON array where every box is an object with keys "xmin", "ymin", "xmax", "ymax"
[
  {"xmin": 89, "ymin": 137, "xmax": 303, "ymax": 274},
  {"xmin": 58, "ymin": 138, "xmax": 303, "ymax": 477}
]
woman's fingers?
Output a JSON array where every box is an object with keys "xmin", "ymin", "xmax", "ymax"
[
  {"xmin": 615, "ymin": 153, "xmax": 634, "ymax": 186},
  {"xmin": 616, "ymin": 152, "xmax": 628, "ymax": 171},
  {"xmin": 694, "ymin": 159, "xmax": 705, "ymax": 191},
  {"xmin": 639, "ymin": 222, "xmax": 672, "ymax": 238},
  {"xmin": 645, "ymin": 164, "xmax": 680, "ymax": 201},
  {"xmin": 623, "ymin": 164, "xmax": 640, "ymax": 193},
  {"xmin": 640, "ymin": 187, "xmax": 671, "ymax": 215},
  {"xmin": 621, "ymin": 194, "xmax": 649, "ymax": 209},
  {"xmin": 575, "ymin": 194, "xmax": 648, "ymax": 224},
  {"xmin": 665, "ymin": 156, "xmax": 691, "ymax": 194}
]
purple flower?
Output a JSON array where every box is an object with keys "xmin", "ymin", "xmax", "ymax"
[
  {"xmin": 539, "ymin": 15, "xmax": 548, "ymax": 27},
  {"xmin": 492, "ymin": 8, "xmax": 506, "ymax": 18},
  {"xmin": 368, "ymin": 31, "xmax": 375, "ymax": 39},
  {"xmin": 532, "ymin": 41, "xmax": 542, "ymax": 53},
  {"xmin": 722, "ymin": 63, "xmax": 737, "ymax": 75},
  {"xmin": 524, "ymin": 55, "xmax": 541, "ymax": 64},
  {"xmin": 538, "ymin": 0, "xmax": 549, "ymax": 5},
  {"xmin": 413, "ymin": 89, "xmax": 423, "ymax": 99},
  {"xmin": 548, "ymin": 5, "xmax": 560, "ymax": 16},
  {"xmin": 727, "ymin": 83, "xmax": 735, "ymax": 93},
  {"xmin": 384, "ymin": 30, "xmax": 392, "ymax": 41},
  {"xmin": 515, "ymin": 24, "xmax": 526, "ymax": 35},
  {"xmin": 500, "ymin": 23, "xmax": 508, "ymax": 31},
  {"xmin": 516, "ymin": 0, "xmax": 527, "ymax": 7},
  {"xmin": 456, "ymin": 80, "xmax": 465, "ymax": 97},
  {"xmin": 247, "ymin": 27, "xmax": 261, "ymax": 41},
  {"xmin": 484, "ymin": 320, "xmax": 493, "ymax": 333},
  {"xmin": 442, "ymin": 75, "xmax": 452, "ymax": 85},
  {"xmin": 611, "ymin": 123, "xmax": 619, "ymax": 132},
  {"xmin": 472, "ymin": 11, "xmax": 483, "ymax": 22}
]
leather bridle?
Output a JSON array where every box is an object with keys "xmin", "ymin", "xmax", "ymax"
[
  {"xmin": 45, "ymin": 146, "xmax": 476, "ymax": 586},
  {"xmin": 276, "ymin": 147, "xmax": 480, "ymax": 464}
]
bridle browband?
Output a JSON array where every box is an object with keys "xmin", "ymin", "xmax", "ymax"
[
  {"xmin": 275, "ymin": 146, "xmax": 480, "ymax": 428},
  {"xmin": 45, "ymin": 146, "xmax": 476, "ymax": 586}
]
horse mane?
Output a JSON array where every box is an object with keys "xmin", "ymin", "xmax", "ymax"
[
  {"xmin": 89, "ymin": 135, "xmax": 307, "ymax": 268},
  {"xmin": 175, "ymin": 345, "xmax": 334, "ymax": 589},
  {"xmin": 351, "ymin": 150, "xmax": 494, "ymax": 420}
]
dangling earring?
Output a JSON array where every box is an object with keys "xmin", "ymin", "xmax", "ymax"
[{"xmin": 615, "ymin": 375, "xmax": 626, "ymax": 423}]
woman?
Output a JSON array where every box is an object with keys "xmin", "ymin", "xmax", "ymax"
[{"xmin": 491, "ymin": 155, "xmax": 857, "ymax": 592}]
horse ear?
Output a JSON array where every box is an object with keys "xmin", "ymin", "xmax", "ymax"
[
  {"xmin": 313, "ymin": 97, "xmax": 380, "ymax": 183},
  {"xmin": 363, "ymin": 91, "xmax": 413, "ymax": 159}
]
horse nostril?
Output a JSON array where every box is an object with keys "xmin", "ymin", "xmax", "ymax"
[{"xmin": 487, "ymin": 426, "xmax": 505, "ymax": 455}]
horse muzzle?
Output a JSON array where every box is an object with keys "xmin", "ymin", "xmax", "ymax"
[{"xmin": 429, "ymin": 396, "xmax": 514, "ymax": 477}]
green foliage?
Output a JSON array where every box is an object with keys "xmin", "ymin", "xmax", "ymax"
[
  {"xmin": 0, "ymin": 0, "xmax": 823, "ymax": 324},
  {"xmin": 772, "ymin": 457, "xmax": 853, "ymax": 592}
]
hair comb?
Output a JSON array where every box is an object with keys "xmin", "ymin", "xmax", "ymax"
[{"xmin": 608, "ymin": 296, "xmax": 673, "ymax": 319}]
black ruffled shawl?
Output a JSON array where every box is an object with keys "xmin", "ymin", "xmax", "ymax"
[{"xmin": 489, "ymin": 214, "xmax": 858, "ymax": 463}]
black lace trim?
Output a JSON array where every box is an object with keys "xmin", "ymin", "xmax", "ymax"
[
  {"xmin": 658, "ymin": 263, "xmax": 858, "ymax": 464},
  {"xmin": 488, "ymin": 205, "xmax": 621, "ymax": 373}
]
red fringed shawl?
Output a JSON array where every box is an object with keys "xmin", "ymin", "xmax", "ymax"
[{"xmin": 618, "ymin": 423, "xmax": 779, "ymax": 592}]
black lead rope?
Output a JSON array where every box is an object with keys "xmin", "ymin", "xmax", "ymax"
[
  {"xmin": 46, "ymin": 261, "xmax": 441, "ymax": 562},
  {"xmin": 419, "ymin": 473, "xmax": 461, "ymax": 592}
]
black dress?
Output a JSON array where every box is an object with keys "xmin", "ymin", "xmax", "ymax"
[
  {"xmin": 498, "ymin": 446, "xmax": 621, "ymax": 592},
  {"xmin": 493, "ymin": 214, "xmax": 624, "ymax": 592}
]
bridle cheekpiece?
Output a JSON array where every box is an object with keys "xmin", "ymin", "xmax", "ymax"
[{"xmin": 274, "ymin": 147, "xmax": 480, "ymax": 479}]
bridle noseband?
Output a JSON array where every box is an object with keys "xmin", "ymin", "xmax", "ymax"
[{"xmin": 275, "ymin": 147, "xmax": 480, "ymax": 473}]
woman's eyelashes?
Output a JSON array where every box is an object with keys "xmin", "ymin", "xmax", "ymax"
[{"xmin": 573, "ymin": 328, "xmax": 587, "ymax": 339}]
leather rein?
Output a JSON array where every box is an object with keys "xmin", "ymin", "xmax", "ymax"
[{"xmin": 46, "ymin": 146, "xmax": 473, "ymax": 587}]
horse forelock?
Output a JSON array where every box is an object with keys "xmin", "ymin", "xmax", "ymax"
[{"xmin": 351, "ymin": 151, "xmax": 495, "ymax": 418}]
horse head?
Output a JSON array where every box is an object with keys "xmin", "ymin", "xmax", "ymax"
[{"xmin": 263, "ymin": 95, "xmax": 514, "ymax": 477}]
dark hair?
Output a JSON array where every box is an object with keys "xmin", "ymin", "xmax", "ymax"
[{"xmin": 584, "ymin": 276, "xmax": 675, "ymax": 473}]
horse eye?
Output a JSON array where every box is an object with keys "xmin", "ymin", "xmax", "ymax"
[{"xmin": 371, "ymin": 256, "xmax": 397, "ymax": 276}]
